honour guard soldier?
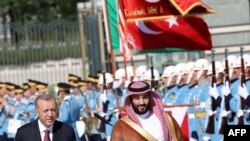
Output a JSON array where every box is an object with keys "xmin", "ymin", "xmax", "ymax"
[
  {"xmin": 161, "ymin": 65, "xmax": 178, "ymax": 103},
  {"xmin": 57, "ymin": 82, "xmax": 81, "ymax": 141},
  {"xmin": 207, "ymin": 61, "xmax": 224, "ymax": 141},
  {"xmin": 144, "ymin": 68, "xmax": 162, "ymax": 98},
  {"xmin": 98, "ymin": 72, "xmax": 123, "ymax": 141},
  {"xmin": 192, "ymin": 59, "xmax": 211, "ymax": 141},
  {"xmin": 220, "ymin": 55, "xmax": 240, "ymax": 125},
  {"xmin": 6, "ymin": 85, "xmax": 26, "ymax": 140},
  {"xmin": 182, "ymin": 61, "xmax": 201, "ymax": 141},
  {"xmin": 237, "ymin": 54, "xmax": 250, "ymax": 125},
  {"xmin": 241, "ymin": 54, "xmax": 250, "ymax": 124},
  {"xmin": 174, "ymin": 63, "xmax": 190, "ymax": 105},
  {"xmin": 0, "ymin": 94, "xmax": 8, "ymax": 141},
  {"xmin": 134, "ymin": 65, "xmax": 147, "ymax": 81}
]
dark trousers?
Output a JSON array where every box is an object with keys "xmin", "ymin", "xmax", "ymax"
[
  {"xmin": 0, "ymin": 133, "xmax": 8, "ymax": 141},
  {"xmin": 87, "ymin": 134, "xmax": 104, "ymax": 141}
]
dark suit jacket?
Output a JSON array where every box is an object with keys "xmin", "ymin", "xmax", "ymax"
[{"xmin": 15, "ymin": 119, "xmax": 76, "ymax": 141}]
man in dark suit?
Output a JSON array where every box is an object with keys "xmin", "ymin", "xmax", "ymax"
[{"xmin": 15, "ymin": 94, "xmax": 76, "ymax": 141}]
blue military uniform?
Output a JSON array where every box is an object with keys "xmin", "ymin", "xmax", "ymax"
[
  {"xmin": 163, "ymin": 85, "xmax": 178, "ymax": 105},
  {"xmin": 57, "ymin": 82, "xmax": 81, "ymax": 141},
  {"xmin": 175, "ymin": 84, "xmax": 189, "ymax": 104}
]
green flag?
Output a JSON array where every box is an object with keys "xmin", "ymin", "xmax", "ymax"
[{"xmin": 104, "ymin": 0, "xmax": 119, "ymax": 51}]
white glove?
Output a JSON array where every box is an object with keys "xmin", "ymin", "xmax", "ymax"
[
  {"xmin": 199, "ymin": 102, "xmax": 206, "ymax": 108},
  {"xmin": 112, "ymin": 81, "xmax": 119, "ymax": 89},
  {"xmin": 221, "ymin": 81, "xmax": 231, "ymax": 96},
  {"xmin": 115, "ymin": 112, "xmax": 120, "ymax": 119},
  {"xmin": 208, "ymin": 110, "xmax": 215, "ymax": 116},
  {"xmin": 203, "ymin": 136, "xmax": 210, "ymax": 141},
  {"xmin": 221, "ymin": 110, "xmax": 230, "ymax": 117},
  {"xmin": 209, "ymin": 83, "xmax": 219, "ymax": 99},
  {"xmin": 237, "ymin": 109, "xmax": 244, "ymax": 117},
  {"xmin": 238, "ymin": 84, "xmax": 249, "ymax": 99}
]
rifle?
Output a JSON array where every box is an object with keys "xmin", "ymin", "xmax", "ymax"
[
  {"xmin": 98, "ymin": 71, "xmax": 109, "ymax": 132},
  {"xmin": 238, "ymin": 47, "xmax": 246, "ymax": 125},
  {"xmin": 150, "ymin": 56, "xmax": 155, "ymax": 90},
  {"xmin": 206, "ymin": 49, "xmax": 216, "ymax": 134},
  {"xmin": 219, "ymin": 48, "xmax": 230, "ymax": 134},
  {"xmin": 78, "ymin": 86, "xmax": 97, "ymax": 135}
]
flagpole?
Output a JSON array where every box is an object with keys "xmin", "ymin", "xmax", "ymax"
[
  {"xmin": 130, "ymin": 50, "xmax": 136, "ymax": 77},
  {"xmin": 103, "ymin": 0, "xmax": 119, "ymax": 107}
]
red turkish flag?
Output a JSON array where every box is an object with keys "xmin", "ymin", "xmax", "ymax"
[
  {"xmin": 165, "ymin": 107, "xmax": 190, "ymax": 141},
  {"xmin": 170, "ymin": 0, "xmax": 215, "ymax": 15},
  {"xmin": 122, "ymin": 16, "xmax": 212, "ymax": 50},
  {"xmin": 118, "ymin": 0, "xmax": 214, "ymax": 22}
]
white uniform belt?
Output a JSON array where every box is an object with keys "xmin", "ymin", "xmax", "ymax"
[{"xmin": 188, "ymin": 114, "xmax": 195, "ymax": 119}]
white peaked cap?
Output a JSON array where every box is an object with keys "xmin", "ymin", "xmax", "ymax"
[
  {"xmin": 98, "ymin": 72, "xmax": 114, "ymax": 85},
  {"xmin": 161, "ymin": 65, "xmax": 175, "ymax": 78},
  {"xmin": 144, "ymin": 68, "xmax": 160, "ymax": 81},
  {"xmin": 194, "ymin": 58, "xmax": 209, "ymax": 71},
  {"xmin": 115, "ymin": 68, "xmax": 126, "ymax": 80},
  {"xmin": 135, "ymin": 65, "xmax": 147, "ymax": 77}
]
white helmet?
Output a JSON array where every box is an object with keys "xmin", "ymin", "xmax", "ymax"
[
  {"xmin": 98, "ymin": 72, "xmax": 114, "ymax": 85},
  {"xmin": 183, "ymin": 62, "xmax": 195, "ymax": 74},
  {"xmin": 207, "ymin": 61, "xmax": 224, "ymax": 76},
  {"xmin": 174, "ymin": 63, "xmax": 186, "ymax": 85},
  {"xmin": 126, "ymin": 65, "xmax": 135, "ymax": 78},
  {"xmin": 194, "ymin": 58, "xmax": 209, "ymax": 80},
  {"xmin": 144, "ymin": 68, "xmax": 160, "ymax": 81},
  {"xmin": 194, "ymin": 58, "xmax": 209, "ymax": 71},
  {"xmin": 115, "ymin": 68, "xmax": 125, "ymax": 80},
  {"xmin": 185, "ymin": 62, "xmax": 195, "ymax": 84},
  {"xmin": 244, "ymin": 54, "xmax": 250, "ymax": 67},
  {"xmin": 223, "ymin": 55, "xmax": 237, "ymax": 79},
  {"xmin": 136, "ymin": 65, "xmax": 147, "ymax": 77},
  {"xmin": 223, "ymin": 55, "xmax": 237, "ymax": 69},
  {"xmin": 233, "ymin": 56, "xmax": 242, "ymax": 68},
  {"xmin": 161, "ymin": 65, "xmax": 175, "ymax": 78}
]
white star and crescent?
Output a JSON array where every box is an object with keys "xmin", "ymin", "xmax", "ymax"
[{"xmin": 165, "ymin": 16, "xmax": 179, "ymax": 28}]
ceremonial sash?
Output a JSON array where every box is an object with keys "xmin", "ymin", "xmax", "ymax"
[
  {"xmin": 121, "ymin": 117, "xmax": 158, "ymax": 141},
  {"xmin": 166, "ymin": 113, "xmax": 178, "ymax": 141}
]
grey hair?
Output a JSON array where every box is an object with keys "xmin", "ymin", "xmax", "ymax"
[{"xmin": 35, "ymin": 94, "xmax": 56, "ymax": 108}]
